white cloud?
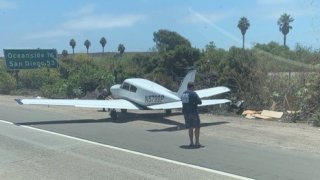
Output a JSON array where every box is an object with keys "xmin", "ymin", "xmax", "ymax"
[
  {"xmin": 0, "ymin": 0, "xmax": 16, "ymax": 9},
  {"xmin": 76, "ymin": 4, "xmax": 95, "ymax": 15},
  {"xmin": 63, "ymin": 14, "xmax": 146, "ymax": 30},
  {"xmin": 23, "ymin": 2, "xmax": 147, "ymax": 40},
  {"xmin": 65, "ymin": 4, "xmax": 95, "ymax": 17}
]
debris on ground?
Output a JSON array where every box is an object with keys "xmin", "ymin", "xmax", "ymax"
[
  {"xmin": 242, "ymin": 110, "xmax": 283, "ymax": 119},
  {"xmin": 261, "ymin": 110, "xmax": 283, "ymax": 118}
]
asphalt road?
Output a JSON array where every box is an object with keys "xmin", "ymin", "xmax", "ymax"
[{"xmin": 1, "ymin": 100, "xmax": 320, "ymax": 180}]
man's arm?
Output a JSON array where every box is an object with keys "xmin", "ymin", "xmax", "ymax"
[{"xmin": 193, "ymin": 92, "xmax": 202, "ymax": 105}]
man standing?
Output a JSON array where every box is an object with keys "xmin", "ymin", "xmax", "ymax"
[
  {"xmin": 181, "ymin": 82, "xmax": 202, "ymax": 148},
  {"xmin": 97, "ymin": 89, "xmax": 109, "ymax": 112}
]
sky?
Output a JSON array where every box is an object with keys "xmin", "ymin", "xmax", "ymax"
[{"xmin": 0, "ymin": 0, "xmax": 319, "ymax": 56}]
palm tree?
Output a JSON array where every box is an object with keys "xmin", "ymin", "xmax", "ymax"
[
  {"xmin": 277, "ymin": 13, "xmax": 294, "ymax": 47},
  {"xmin": 118, "ymin": 44, "xmax": 125, "ymax": 55},
  {"xmin": 69, "ymin": 39, "xmax": 76, "ymax": 55},
  {"xmin": 100, "ymin": 37, "xmax": 107, "ymax": 53},
  {"xmin": 237, "ymin": 17, "xmax": 250, "ymax": 49},
  {"xmin": 84, "ymin": 39, "xmax": 91, "ymax": 54}
]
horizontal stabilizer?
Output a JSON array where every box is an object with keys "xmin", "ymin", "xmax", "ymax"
[
  {"xmin": 195, "ymin": 86, "xmax": 230, "ymax": 98},
  {"xmin": 147, "ymin": 99, "xmax": 230, "ymax": 110},
  {"xmin": 199, "ymin": 99, "xmax": 231, "ymax": 107}
]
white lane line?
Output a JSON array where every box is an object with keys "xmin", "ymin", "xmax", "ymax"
[{"xmin": 0, "ymin": 119, "xmax": 254, "ymax": 180}]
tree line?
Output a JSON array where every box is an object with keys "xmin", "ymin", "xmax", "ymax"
[
  {"xmin": 64, "ymin": 37, "xmax": 125, "ymax": 56},
  {"xmin": 238, "ymin": 13, "xmax": 294, "ymax": 49},
  {"xmin": 62, "ymin": 13, "xmax": 294, "ymax": 57}
]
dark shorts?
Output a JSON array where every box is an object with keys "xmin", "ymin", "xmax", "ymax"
[{"xmin": 183, "ymin": 113, "xmax": 200, "ymax": 129}]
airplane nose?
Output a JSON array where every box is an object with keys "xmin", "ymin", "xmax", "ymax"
[{"xmin": 110, "ymin": 84, "xmax": 121, "ymax": 98}]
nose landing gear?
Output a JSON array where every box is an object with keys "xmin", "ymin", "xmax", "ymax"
[{"xmin": 165, "ymin": 109, "xmax": 172, "ymax": 115}]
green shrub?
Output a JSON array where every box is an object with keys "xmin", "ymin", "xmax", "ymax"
[
  {"xmin": 41, "ymin": 80, "xmax": 68, "ymax": 98},
  {"xmin": 312, "ymin": 112, "xmax": 320, "ymax": 127},
  {"xmin": 18, "ymin": 68, "xmax": 60, "ymax": 89},
  {"xmin": 0, "ymin": 71, "xmax": 17, "ymax": 94}
]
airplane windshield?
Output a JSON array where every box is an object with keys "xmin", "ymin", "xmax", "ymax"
[
  {"xmin": 121, "ymin": 82, "xmax": 136, "ymax": 93},
  {"xmin": 121, "ymin": 82, "xmax": 130, "ymax": 91}
]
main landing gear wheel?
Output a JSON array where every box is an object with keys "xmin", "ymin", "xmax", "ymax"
[{"xmin": 110, "ymin": 109, "xmax": 118, "ymax": 121}]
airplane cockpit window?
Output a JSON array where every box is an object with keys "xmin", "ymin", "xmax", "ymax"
[
  {"xmin": 121, "ymin": 82, "xmax": 130, "ymax": 91},
  {"xmin": 130, "ymin": 85, "xmax": 137, "ymax": 92},
  {"xmin": 121, "ymin": 82, "xmax": 136, "ymax": 92}
]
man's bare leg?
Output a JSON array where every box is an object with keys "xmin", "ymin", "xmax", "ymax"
[
  {"xmin": 188, "ymin": 128, "xmax": 194, "ymax": 145},
  {"xmin": 195, "ymin": 127, "xmax": 200, "ymax": 146}
]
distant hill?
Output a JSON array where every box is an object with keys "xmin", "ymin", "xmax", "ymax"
[{"xmin": 253, "ymin": 49, "xmax": 318, "ymax": 72}]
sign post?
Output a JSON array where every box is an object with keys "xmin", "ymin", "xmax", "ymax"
[{"xmin": 3, "ymin": 49, "xmax": 58, "ymax": 70}]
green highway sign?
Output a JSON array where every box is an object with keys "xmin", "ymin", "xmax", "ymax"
[{"xmin": 3, "ymin": 49, "xmax": 58, "ymax": 69}]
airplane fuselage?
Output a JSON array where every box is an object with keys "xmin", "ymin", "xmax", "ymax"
[{"xmin": 110, "ymin": 78, "xmax": 180, "ymax": 107}]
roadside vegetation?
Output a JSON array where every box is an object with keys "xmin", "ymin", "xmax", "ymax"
[{"xmin": 1, "ymin": 13, "xmax": 320, "ymax": 126}]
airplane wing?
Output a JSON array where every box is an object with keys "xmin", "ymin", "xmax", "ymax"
[
  {"xmin": 15, "ymin": 98, "xmax": 140, "ymax": 110},
  {"xmin": 195, "ymin": 86, "xmax": 230, "ymax": 99},
  {"xmin": 147, "ymin": 99, "xmax": 230, "ymax": 110}
]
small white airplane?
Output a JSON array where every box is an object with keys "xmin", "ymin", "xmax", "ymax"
[{"xmin": 15, "ymin": 69, "xmax": 231, "ymax": 120}]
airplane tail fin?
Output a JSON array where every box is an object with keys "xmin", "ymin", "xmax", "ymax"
[{"xmin": 176, "ymin": 69, "xmax": 196, "ymax": 98}]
